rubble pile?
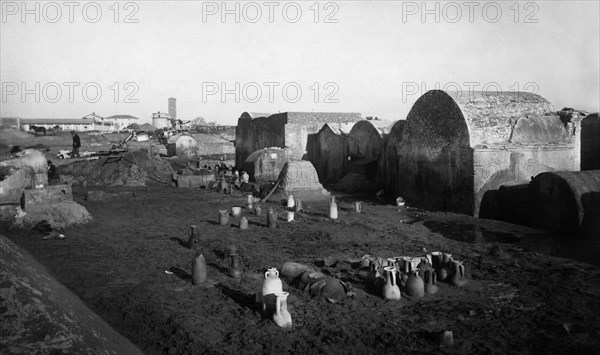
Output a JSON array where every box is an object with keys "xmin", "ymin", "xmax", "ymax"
[{"xmin": 58, "ymin": 151, "xmax": 174, "ymax": 187}]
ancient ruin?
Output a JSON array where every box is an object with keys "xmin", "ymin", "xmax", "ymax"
[
  {"xmin": 398, "ymin": 90, "xmax": 579, "ymax": 216},
  {"xmin": 307, "ymin": 122, "xmax": 355, "ymax": 183},
  {"xmin": 235, "ymin": 111, "xmax": 362, "ymax": 169}
]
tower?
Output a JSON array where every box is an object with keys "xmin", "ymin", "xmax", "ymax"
[{"xmin": 168, "ymin": 97, "xmax": 177, "ymax": 120}]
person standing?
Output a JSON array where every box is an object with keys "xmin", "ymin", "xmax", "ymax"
[{"xmin": 71, "ymin": 130, "xmax": 81, "ymax": 158}]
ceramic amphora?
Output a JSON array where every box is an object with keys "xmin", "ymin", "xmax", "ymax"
[
  {"xmin": 273, "ymin": 292, "xmax": 292, "ymax": 328},
  {"xmin": 382, "ymin": 266, "xmax": 401, "ymax": 300}
]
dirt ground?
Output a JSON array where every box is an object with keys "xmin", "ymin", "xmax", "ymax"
[{"xmin": 2, "ymin": 181, "xmax": 600, "ymax": 354}]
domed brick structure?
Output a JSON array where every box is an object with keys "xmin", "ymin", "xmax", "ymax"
[{"xmin": 399, "ymin": 90, "xmax": 577, "ymax": 216}]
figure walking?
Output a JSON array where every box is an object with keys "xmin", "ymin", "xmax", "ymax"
[{"xmin": 71, "ymin": 130, "xmax": 81, "ymax": 158}]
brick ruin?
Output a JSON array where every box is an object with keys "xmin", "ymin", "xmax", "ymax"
[
  {"xmin": 235, "ymin": 112, "xmax": 362, "ymax": 169},
  {"xmin": 398, "ymin": 90, "xmax": 579, "ymax": 217}
]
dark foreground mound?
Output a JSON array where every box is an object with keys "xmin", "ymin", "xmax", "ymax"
[{"xmin": 0, "ymin": 235, "xmax": 142, "ymax": 355}]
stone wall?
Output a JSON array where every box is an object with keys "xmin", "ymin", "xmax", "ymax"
[
  {"xmin": 307, "ymin": 124, "xmax": 350, "ymax": 183},
  {"xmin": 399, "ymin": 90, "xmax": 577, "ymax": 216},
  {"xmin": 581, "ymin": 113, "xmax": 600, "ymax": 170},
  {"xmin": 474, "ymin": 145, "xmax": 577, "ymax": 216},
  {"xmin": 235, "ymin": 112, "xmax": 361, "ymax": 169},
  {"xmin": 399, "ymin": 91, "xmax": 474, "ymax": 214},
  {"xmin": 529, "ymin": 170, "xmax": 600, "ymax": 238},
  {"xmin": 235, "ymin": 114, "xmax": 285, "ymax": 168},
  {"xmin": 378, "ymin": 120, "xmax": 405, "ymax": 197}
]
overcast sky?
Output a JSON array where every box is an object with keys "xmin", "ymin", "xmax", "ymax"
[{"xmin": 1, "ymin": 0, "xmax": 598, "ymax": 125}]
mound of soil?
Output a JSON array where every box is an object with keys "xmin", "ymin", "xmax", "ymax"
[
  {"xmin": 58, "ymin": 151, "xmax": 174, "ymax": 187},
  {"xmin": 0, "ymin": 235, "xmax": 142, "ymax": 354}
]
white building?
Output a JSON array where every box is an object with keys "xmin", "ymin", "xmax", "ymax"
[
  {"xmin": 152, "ymin": 111, "xmax": 172, "ymax": 130},
  {"xmin": 105, "ymin": 115, "xmax": 140, "ymax": 130},
  {"xmin": 20, "ymin": 116, "xmax": 114, "ymax": 132}
]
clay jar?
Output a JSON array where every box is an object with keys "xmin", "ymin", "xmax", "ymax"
[
  {"xmin": 396, "ymin": 257, "xmax": 413, "ymax": 288},
  {"xmin": 329, "ymin": 202, "xmax": 338, "ymax": 219},
  {"xmin": 267, "ymin": 209, "xmax": 277, "ymax": 229},
  {"xmin": 219, "ymin": 210, "xmax": 230, "ymax": 225},
  {"xmin": 424, "ymin": 269, "xmax": 439, "ymax": 294},
  {"xmin": 191, "ymin": 253, "xmax": 207, "ymax": 285},
  {"xmin": 405, "ymin": 269, "xmax": 425, "ymax": 299},
  {"xmin": 382, "ymin": 266, "xmax": 401, "ymax": 300},
  {"xmin": 295, "ymin": 199, "xmax": 303, "ymax": 213},
  {"xmin": 365, "ymin": 258, "xmax": 381, "ymax": 292},
  {"xmin": 239, "ymin": 217, "xmax": 248, "ymax": 230},
  {"xmin": 450, "ymin": 260, "xmax": 468, "ymax": 287},
  {"xmin": 229, "ymin": 254, "xmax": 242, "ymax": 278},
  {"xmin": 353, "ymin": 201, "xmax": 362, "ymax": 213},
  {"xmin": 187, "ymin": 225, "xmax": 200, "ymax": 249},
  {"xmin": 287, "ymin": 212, "xmax": 294, "ymax": 222},
  {"xmin": 255, "ymin": 204, "xmax": 262, "ymax": 216},
  {"xmin": 262, "ymin": 267, "xmax": 283, "ymax": 311},
  {"xmin": 431, "ymin": 252, "xmax": 443, "ymax": 271},
  {"xmin": 417, "ymin": 257, "xmax": 433, "ymax": 279},
  {"xmin": 231, "ymin": 206, "xmax": 242, "ymax": 217},
  {"xmin": 272, "ymin": 291, "xmax": 292, "ymax": 328},
  {"xmin": 287, "ymin": 195, "xmax": 295, "ymax": 208}
]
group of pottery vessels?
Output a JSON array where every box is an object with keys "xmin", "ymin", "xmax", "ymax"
[
  {"xmin": 261, "ymin": 267, "xmax": 292, "ymax": 328},
  {"xmin": 365, "ymin": 252, "xmax": 467, "ymax": 300}
]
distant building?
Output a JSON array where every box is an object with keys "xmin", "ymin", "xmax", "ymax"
[
  {"xmin": 104, "ymin": 115, "xmax": 140, "ymax": 130},
  {"xmin": 168, "ymin": 98, "xmax": 177, "ymax": 120},
  {"xmin": 20, "ymin": 117, "xmax": 112, "ymax": 132},
  {"xmin": 152, "ymin": 111, "xmax": 172, "ymax": 130}
]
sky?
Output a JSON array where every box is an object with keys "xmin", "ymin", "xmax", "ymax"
[{"xmin": 1, "ymin": 0, "xmax": 599, "ymax": 125}]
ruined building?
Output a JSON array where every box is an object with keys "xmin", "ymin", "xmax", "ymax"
[
  {"xmin": 235, "ymin": 112, "xmax": 362, "ymax": 169},
  {"xmin": 397, "ymin": 90, "xmax": 579, "ymax": 217}
]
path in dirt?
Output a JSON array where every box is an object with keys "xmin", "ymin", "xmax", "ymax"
[{"xmin": 2, "ymin": 186, "xmax": 600, "ymax": 354}]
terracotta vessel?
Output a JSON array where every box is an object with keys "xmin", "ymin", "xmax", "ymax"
[
  {"xmin": 287, "ymin": 195, "xmax": 295, "ymax": 208},
  {"xmin": 287, "ymin": 212, "xmax": 294, "ymax": 222},
  {"xmin": 255, "ymin": 204, "xmax": 262, "ymax": 216},
  {"xmin": 295, "ymin": 199, "xmax": 303, "ymax": 213},
  {"xmin": 231, "ymin": 206, "xmax": 242, "ymax": 217},
  {"xmin": 191, "ymin": 253, "xmax": 207, "ymax": 285},
  {"xmin": 365, "ymin": 258, "xmax": 381, "ymax": 292},
  {"xmin": 430, "ymin": 251, "xmax": 443, "ymax": 270},
  {"xmin": 329, "ymin": 202, "xmax": 338, "ymax": 219},
  {"xmin": 397, "ymin": 257, "xmax": 413, "ymax": 287},
  {"xmin": 272, "ymin": 292, "xmax": 292, "ymax": 328},
  {"xmin": 229, "ymin": 253, "xmax": 242, "ymax": 278},
  {"xmin": 424, "ymin": 269, "xmax": 439, "ymax": 294},
  {"xmin": 382, "ymin": 266, "xmax": 401, "ymax": 300},
  {"xmin": 262, "ymin": 267, "xmax": 283, "ymax": 311},
  {"xmin": 219, "ymin": 210, "xmax": 229, "ymax": 225},
  {"xmin": 267, "ymin": 209, "xmax": 277, "ymax": 229},
  {"xmin": 353, "ymin": 201, "xmax": 362, "ymax": 213},
  {"xmin": 450, "ymin": 260, "xmax": 468, "ymax": 287},
  {"xmin": 187, "ymin": 225, "xmax": 200, "ymax": 249},
  {"xmin": 405, "ymin": 269, "xmax": 425, "ymax": 299},
  {"xmin": 417, "ymin": 257, "xmax": 433, "ymax": 279},
  {"xmin": 239, "ymin": 217, "xmax": 248, "ymax": 230}
]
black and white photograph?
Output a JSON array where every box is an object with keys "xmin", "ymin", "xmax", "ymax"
[{"xmin": 1, "ymin": 1, "xmax": 599, "ymax": 353}]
